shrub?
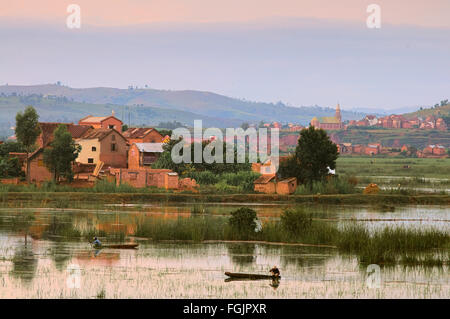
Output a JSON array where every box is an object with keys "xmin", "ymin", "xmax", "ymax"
[
  {"xmin": 280, "ymin": 208, "xmax": 312, "ymax": 235},
  {"xmin": 228, "ymin": 207, "xmax": 258, "ymax": 238}
]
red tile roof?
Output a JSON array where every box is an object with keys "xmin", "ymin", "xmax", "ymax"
[
  {"xmin": 254, "ymin": 174, "xmax": 276, "ymax": 184},
  {"xmin": 79, "ymin": 128, "xmax": 126, "ymax": 141},
  {"xmin": 123, "ymin": 127, "xmax": 159, "ymax": 139},
  {"xmin": 39, "ymin": 122, "xmax": 92, "ymax": 147}
]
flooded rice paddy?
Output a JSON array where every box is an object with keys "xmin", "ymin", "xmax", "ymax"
[{"xmin": 0, "ymin": 203, "xmax": 448, "ymax": 298}]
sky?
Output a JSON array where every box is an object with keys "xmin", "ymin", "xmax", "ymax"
[{"xmin": 1, "ymin": 0, "xmax": 449, "ymax": 111}]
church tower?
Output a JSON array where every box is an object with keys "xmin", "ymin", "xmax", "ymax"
[{"xmin": 335, "ymin": 103, "xmax": 342, "ymax": 123}]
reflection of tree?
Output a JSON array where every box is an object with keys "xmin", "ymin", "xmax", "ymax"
[
  {"xmin": 264, "ymin": 246, "xmax": 332, "ymax": 269},
  {"xmin": 227, "ymin": 244, "xmax": 256, "ymax": 267},
  {"xmin": 11, "ymin": 212, "xmax": 35, "ymax": 245},
  {"xmin": 10, "ymin": 244, "xmax": 37, "ymax": 284},
  {"xmin": 50, "ymin": 242, "xmax": 72, "ymax": 271},
  {"xmin": 44, "ymin": 215, "xmax": 80, "ymax": 240}
]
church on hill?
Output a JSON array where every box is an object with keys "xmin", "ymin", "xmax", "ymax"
[{"xmin": 310, "ymin": 103, "xmax": 343, "ymax": 130}]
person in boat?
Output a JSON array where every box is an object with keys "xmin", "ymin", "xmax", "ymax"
[
  {"xmin": 92, "ymin": 237, "xmax": 102, "ymax": 248},
  {"xmin": 270, "ymin": 266, "xmax": 280, "ymax": 278}
]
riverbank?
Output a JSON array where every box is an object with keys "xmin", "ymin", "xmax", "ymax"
[{"xmin": 1, "ymin": 191, "xmax": 449, "ymax": 207}]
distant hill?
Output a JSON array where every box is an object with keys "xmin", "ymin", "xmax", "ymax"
[
  {"xmin": 403, "ymin": 103, "xmax": 450, "ymax": 119},
  {"xmin": 0, "ymin": 84, "xmax": 366, "ymax": 126},
  {"xmin": 0, "ymin": 95, "xmax": 242, "ymax": 138}
]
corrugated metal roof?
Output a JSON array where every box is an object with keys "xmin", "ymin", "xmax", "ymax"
[{"xmin": 135, "ymin": 143, "xmax": 164, "ymax": 153}]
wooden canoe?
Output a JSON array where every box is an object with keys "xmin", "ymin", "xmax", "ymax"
[
  {"xmin": 94, "ymin": 244, "xmax": 139, "ymax": 249},
  {"xmin": 224, "ymin": 272, "xmax": 280, "ymax": 280}
]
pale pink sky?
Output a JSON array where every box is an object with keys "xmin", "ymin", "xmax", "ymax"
[{"xmin": 1, "ymin": 0, "xmax": 449, "ymax": 27}]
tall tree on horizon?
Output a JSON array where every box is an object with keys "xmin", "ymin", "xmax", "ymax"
[{"xmin": 15, "ymin": 106, "xmax": 40, "ymax": 183}]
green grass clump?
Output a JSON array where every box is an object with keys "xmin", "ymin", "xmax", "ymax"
[
  {"xmin": 336, "ymin": 225, "xmax": 449, "ymax": 264},
  {"xmin": 295, "ymin": 177, "xmax": 358, "ymax": 195},
  {"xmin": 135, "ymin": 216, "xmax": 227, "ymax": 242}
]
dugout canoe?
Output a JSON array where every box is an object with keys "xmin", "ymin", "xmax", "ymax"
[
  {"xmin": 94, "ymin": 244, "xmax": 139, "ymax": 249},
  {"xmin": 224, "ymin": 272, "xmax": 280, "ymax": 280}
]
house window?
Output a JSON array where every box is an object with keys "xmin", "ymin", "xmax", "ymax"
[
  {"xmin": 109, "ymin": 125, "xmax": 115, "ymax": 129},
  {"xmin": 38, "ymin": 159, "xmax": 44, "ymax": 167},
  {"xmin": 92, "ymin": 146, "xmax": 97, "ymax": 152},
  {"xmin": 111, "ymin": 143, "xmax": 116, "ymax": 152},
  {"xmin": 111, "ymin": 135, "xmax": 115, "ymax": 141},
  {"xmin": 88, "ymin": 158, "xmax": 94, "ymax": 164}
]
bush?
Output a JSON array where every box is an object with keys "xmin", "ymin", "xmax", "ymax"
[
  {"xmin": 280, "ymin": 208, "xmax": 312, "ymax": 234},
  {"xmin": 228, "ymin": 207, "xmax": 258, "ymax": 238}
]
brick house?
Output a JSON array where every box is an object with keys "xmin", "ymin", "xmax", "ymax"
[
  {"xmin": 78, "ymin": 114, "xmax": 123, "ymax": 132},
  {"xmin": 254, "ymin": 174, "xmax": 277, "ymax": 194},
  {"xmin": 276, "ymin": 177, "xmax": 297, "ymax": 195},
  {"xmin": 27, "ymin": 123, "xmax": 92, "ymax": 183},
  {"xmin": 111, "ymin": 168, "xmax": 179, "ymax": 189},
  {"xmin": 122, "ymin": 127, "xmax": 164, "ymax": 144},
  {"xmin": 128, "ymin": 143, "xmax": 164, "ymax": 169},
  {"xmin": 75, "ymin": 128, "xmax": 128, "ymax": 168},
  {"xmin": 436, "ymin": 118, "xmax": 447, "ymax": 130},
  {"xmin": 433, "ymin": 145, "xmax": 447, "ymax": 155},
  {"xmin": 253, "ymin": 174, "xmax": 298, "ymax": 195},
  {"xmin": 28, "ymin": 149, "xmax": 53, "ymax": 183}
]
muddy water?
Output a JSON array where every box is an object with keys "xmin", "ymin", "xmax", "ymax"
[{"xmin": 0, "ymin": 204, "xmax": 448, "ymax": 298}]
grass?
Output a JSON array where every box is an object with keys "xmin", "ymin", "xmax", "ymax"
[
  {"xmin": 295, "ymin": 177, "xmax": 358, "ymax": 195},
  {"xmin": 337, "ymin": 157, "xmax": 450, "ymax": 180},
  {"xmin": 336, "ymin": 225, "xmax": 449, "ymax": 265},
  {"xmin": 133, "ymin": 207, "xmax": 449, "ymax": 266}
]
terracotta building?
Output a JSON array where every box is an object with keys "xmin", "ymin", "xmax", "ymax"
[
  {"xmin": 122, "ymin": 127, "xmax": 164, "ymax": 144},
  {"xmin": 310, "ymin": 104, "xmax": 342, "ymax": 130},
  {"xmin": 78, "ymin": 113, "xmax": 123, "ymax": 132},
  {"xmin": 111, "ymin": 168, "xmax": 179, "ymax": 189},
  {"xmin": 27, "ymin": 123, "xmax": 93, "ymax": 183},
  {"xmin": 75, "ymin": 128, "xmax": 128, "ymax": 168},
  {"xmin": 253, "ymin": 174, "xmax": 277, "ymax": 194},
  {"xmin": 128, "ymin": 143, "xmax": 164, "ymax": 169}
]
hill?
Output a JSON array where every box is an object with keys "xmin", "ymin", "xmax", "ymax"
[
  {"xmin": 403, "ymin": 103, "xmax": 450, "ymax": 119},
  {"xmin": 0, "ymin": 84, "xmax": 366, "ymax": 126},
  {"xmin": 0, "ymin": 95, "xmax": 242, "ymax": 138}
]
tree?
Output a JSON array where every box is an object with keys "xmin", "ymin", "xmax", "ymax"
[
  {"xmin": 279, "ymin": 126, "xmax": 338, "ymax": 185},
  {"xmin": 121, "ymin": 124, "xmax": 129, "ymax": 132},
  {"xmin": 15, "ymin": 106, "xmax": 40, "ymax": 183},
  {"xmin": 241, "ymin": 122, "xmax": 250, "ymax": 130},
  {"xmin": 43, "ymin": 125, "xmax": 81, "ymax": 182}
]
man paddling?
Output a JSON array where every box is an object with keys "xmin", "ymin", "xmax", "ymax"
[
  {"xmin": 270, "ymin": 266, "xmax": 280, "ymax": 278},
  {"xmin": 92, "ymin": 237, "xmax": 102, "ymax": 248}
]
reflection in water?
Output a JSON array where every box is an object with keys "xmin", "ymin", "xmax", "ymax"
[
  {"xmin": 50, "ymin": 242, "xmax": 72, "ymax": 272},
  {"xmin": 0, "ymin": 205, "xmax": 448, "ymax": 298},
  {"xmin": 10, "ymin": 244, "xmax": 37, "ymax": 284},
  {"xmin": 227, "ymin": 244, "xmax": 256, "ymax": 267}
]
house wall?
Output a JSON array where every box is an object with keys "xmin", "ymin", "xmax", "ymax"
[
  {"xmin": 128, "ymin": 144, "xmax": 141, "ymax": 169},
  {"xmin": 254, "ymin": 182, "xmax": 276, "ymax": 194},
  {"xmin": 80, "ymin": 117, "xmax": 122, "ymax": 131},
  {"xmin": 276, "ymin": 178, "xmax": 297, "ymax": 195},
  {"xmin": 76, "ymin": 139, "xmax": 101, "ymax": 164},
  {"xmin": 165, "ymin": 173, "xmax": 179, "ymax": 189},
  {"xmin": 114, "ymin": 168, "xmax": 178, "ymax": 189},
  {"xmin": 29, "ymin": 152, "xmax": 53, "ymax": 183},
  {"xmin": 99, "ymin": 133, "xmax": 128, "ymax": 168}
]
